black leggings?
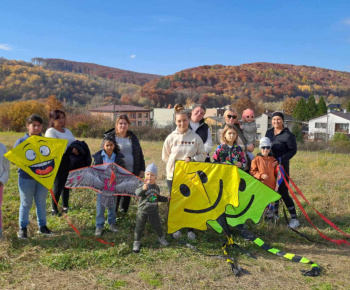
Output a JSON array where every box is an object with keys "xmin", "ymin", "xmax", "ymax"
[
  {"xmin": 52, "ymin": 153, "xmax": 70, "ymax": 212},
  {"xmin": 274, "ymin": 175, "xmax": 297, "ymax": 219}
]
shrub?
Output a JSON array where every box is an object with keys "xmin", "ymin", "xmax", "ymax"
[
  {"xmin": 130, "ymin": 125, "xmax": 172, "ymax": 141},
  {"xmin": 332, "ymin": 132, "xmax": 350, "ymax": 142},
  {"xmin": 66, "ymin": 114, "xmax": 112, "ymax": 138}
]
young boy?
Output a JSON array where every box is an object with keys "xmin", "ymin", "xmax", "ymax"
[
  {"xmin": 133, "ymin": 163, "xmax": 169, "ymax": 253},
  {"xmin": 250, "ymin": 137, "xmax": 277, "ymax": 220},
  {"xmin": 14, "ymin": 114, "xmax": 52, "ymax": 239}
]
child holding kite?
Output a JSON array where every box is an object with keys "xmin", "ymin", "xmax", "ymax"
[
  {"xmin": 213, "ymin": 124, "xmax": 247, "ymax": 170},
  {"xmin": 0, "ymin": 142, "xmax": 10, "ymax": 240},
  {"xmin": 133, "ymin": 163, "xmax": 169, "ymax": 253},
  {"xmin": 92, "ymin": 136, "xmax": 126, "ymax": 236},
  {"xmin": 162, "ymin": 107, "xmax": 206, "ymax": 240},
  {"xmin": 14, "ymin": 114, "xmax": 53, "ymax": 239}
]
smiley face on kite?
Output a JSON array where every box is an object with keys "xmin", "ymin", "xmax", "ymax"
[
  {"xmin": 168, "ymin": 161, "xmax": 240, "ymax": 233},
  {"xmin": 168, "ymin": 161, "xmax": 281, "ymax": 234},
  {"xmin": 4, "ymin": 135, "xmax": 68, "ymax": 189},
  {"xmin": 23, "ymin": 140, "xmax": 56, "ymax": 177}
]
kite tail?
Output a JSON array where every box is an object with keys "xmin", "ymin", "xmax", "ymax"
[{"xmin": 237, "ymin": 228, "xmax": 321, "ymax": 277}]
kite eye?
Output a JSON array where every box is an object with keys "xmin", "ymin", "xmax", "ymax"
[
  {"xmin": 25, "ymin": 149, "xmax": 36, "ymax": 161},
  {"xmin": 197, "ymin": 171, "xmax": 208, "ymax": 184},
  {"xmin": 239, "ymin": 178, "xmax": 246, "ymax": 191},
  {"xmin": 40, "ymin": 145, "xmax": 50, "ymax": 156},
  {"xmin": 180, "ymin": 184, "xmax": 191, "ymax": 197}
]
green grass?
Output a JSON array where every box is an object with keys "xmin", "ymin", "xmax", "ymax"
[{"xmin": 0, "ymin": 132, "xmax": 350, "ymax": 289}]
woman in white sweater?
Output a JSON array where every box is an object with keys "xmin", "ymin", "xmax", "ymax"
[
  {"xmin": 162, "ymin": 108, "xmax": 206, "ymax": 240},
  {"xmin": 45, "ymin": 109, "xmax": 75, "ymax": 215}
]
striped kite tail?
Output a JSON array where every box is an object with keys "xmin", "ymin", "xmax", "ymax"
[{"xmin": 238, "ymin": 228, "xmax": 321, "ymax": 277}]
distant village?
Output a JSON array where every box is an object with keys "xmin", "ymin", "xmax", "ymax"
[{"xmin": 90, "ymin": 104, "xmax": 350, "ymax": 142}]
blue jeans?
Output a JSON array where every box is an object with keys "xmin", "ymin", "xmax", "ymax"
[
  {"xmin": 96, "ymin": 193, "xmax": 117, "ymax": 228},
  {"xmin": 18, "ymin": 178, "xmax": 48, "ymax": 228}
]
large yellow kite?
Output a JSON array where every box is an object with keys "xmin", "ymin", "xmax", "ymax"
[
  {"xmin": 168, "ymin": 161, "xmax": 240, "ymax": 233},
  {"xmin": 5, "ymin": 135, "xmax": 67, "ymax": 189}
]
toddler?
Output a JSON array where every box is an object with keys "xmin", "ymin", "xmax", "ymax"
[
  {"xmin": 241, "ymin": 109, "xmax": 257, "ymax": 161},
  {"xmin": 133, "ymin": 163, "xmax": 169, "ymax": 253}
]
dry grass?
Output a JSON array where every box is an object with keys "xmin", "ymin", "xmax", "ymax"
[{"xmin": 0, "ymin": 132, "xmax": 350, "ymax": 289}]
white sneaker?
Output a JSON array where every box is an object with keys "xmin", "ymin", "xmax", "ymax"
[
  {"xmin": 133, "ymin": 241, "xmax": 141, "ymax": 253},
  {"xmin": 109, "ymin": 224, "xmax": 118, "ymax": 232},
  {"xmin": 187, "ymin": 231, "xmax": 196, "ymax": 240},
  {"xmin": 158, "ymin": 236, "xmax": 169, "ymax": 246},
  {"xmin": 172, "ymin": 230, "xmax": 182, "ymax": 239},
  {"xmin": 289, "ymin": 219, "xmax": 300, "ymax": 229}
]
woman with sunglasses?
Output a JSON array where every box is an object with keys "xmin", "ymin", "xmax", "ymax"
[
  {"xmin": 265, "ymin": 111, "xmax": 299, "ymax": 228},
  {"xmin": 103, "ymin": 114, "xmax": 145, "ymax": 215}
]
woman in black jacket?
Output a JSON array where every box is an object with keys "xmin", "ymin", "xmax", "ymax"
[
  {"xmin": 104, "ymin": 114, "xmax": 145, "ymax": 214},
  {"xmin": 265, "ymin": 111, "xmax": 299, "ymax": 228}
]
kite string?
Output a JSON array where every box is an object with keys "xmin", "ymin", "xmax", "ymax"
[
  {"xmin": 279, "ymin": 166, "xmax": 350, "ymax": 246},
  {"xmin": 49, "ymin": 189, "xmax": 115, "ymax": 246}
]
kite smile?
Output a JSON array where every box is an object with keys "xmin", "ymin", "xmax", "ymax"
[
  {"xmin": 184, "ymin": 180, "xmax": 223, "ymax": 214},
  {"xmin": 29, "ymin": 159, "xmax": 55, "ymax": 176},
  {"xmin": 226, "ymin": 195, "xmax": 255, "ymax": 218}
]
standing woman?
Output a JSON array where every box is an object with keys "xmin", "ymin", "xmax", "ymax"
[
  {"xmin": 45, "ymin": 110, "xmax": 75, "ymax": 215},
  {"xmin": 265, "ymin": 111, "xmax": 299, "ymax": 228},
  {"xmin": 189, "ymin": 104, "xmax": 213, "ymax": 162},
  {"xmin": 104, "ymin": 115, "xmax": 145, "ymax": 214},
  {"xmin": 162, "ymin": 108, "xmax": 207, "ymax": 240}
]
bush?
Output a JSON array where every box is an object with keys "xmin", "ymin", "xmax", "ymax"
[
  {"xmin": 298, "ymin": 140, "xmax": 350, "ymax": 154},
  {"xmin": 66, "ymin": 114, "xmax": 112, "ymax": 138},
  {"xmin": 332, "ymin": 132, "xmax": 350, "ymax": 142}
]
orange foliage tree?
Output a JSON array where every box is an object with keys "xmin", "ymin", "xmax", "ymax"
[{"xmin": 45, "ymin": 95, "xmax": 63, "ymax": 114}]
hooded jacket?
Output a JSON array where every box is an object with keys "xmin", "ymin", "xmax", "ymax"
[
  {"xmin": 162, "ymin": 128, "xmax": 206, "ymax": 180},
  {"xmin": 250, "ymin": 152, "xmax": 277, "ymax": 190}
]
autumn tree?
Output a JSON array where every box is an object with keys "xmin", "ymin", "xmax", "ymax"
[
  {"xmin": 233, "ymin": 97, "xmax": 256, "ymax": 117},
  {"xmin": 293, "ymin": 97, "xmax": 307, "ymax": 121},
  {"xmin": 305, "ymin": 94, "xmax": 317, "ymax": 119},
  {"xmin": 45, "ymin": 95, "xmax": 63, "ymax": 114},
  {"xmin": 282, "ymin": 98, "xmax": 298, "ymax": 115},
  {"xmin": 317, "ymin": 96, "xmax": 327, "ymax": 116}
]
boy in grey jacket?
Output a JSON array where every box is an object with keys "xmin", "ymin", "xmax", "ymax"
[{"xmin": 133, "ymin": 163, "xmax": 169, "ymax": 253}]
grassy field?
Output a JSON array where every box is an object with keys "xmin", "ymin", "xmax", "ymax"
[{"xmin": 0, "ymin": 132, "xmax": 350, "ymax": 289}]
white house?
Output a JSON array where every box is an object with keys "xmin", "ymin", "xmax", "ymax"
[
  {"xmin": 308, "ymin": 111, "xmax": 350, "ymax": 140},
  {"xmin": 152, "ymin": 108, "xmax": 174, "ymax": 127}
]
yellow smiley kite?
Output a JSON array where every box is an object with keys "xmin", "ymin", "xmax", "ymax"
[
  {"xmin": 5, "ymin": 135, "xmax": 67, "ymax": 189},
  {"xmin": 168, "ymin": 160, "xmax": 240, "ymax": 233}
]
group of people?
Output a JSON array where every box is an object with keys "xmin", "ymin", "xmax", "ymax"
[{"xmin": 0, "ymin": 104, "xmax": 299, "ymax": 252}]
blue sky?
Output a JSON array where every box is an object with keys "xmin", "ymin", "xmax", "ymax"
[{"xmin": 1, "ymin": 0, "xmax": 350, "ymax": 76}]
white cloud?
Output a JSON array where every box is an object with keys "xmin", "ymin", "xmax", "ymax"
[
  {"xmin": 0, "ymin": 43, "xmax": 13, "ymax": 51},
  {"xmin": 130, "ymin": 55, "xmax": 136, "ymax": 59},
  {"xmin": 343, "ymin": 18, "xmax": 350, "ymax": 25}
]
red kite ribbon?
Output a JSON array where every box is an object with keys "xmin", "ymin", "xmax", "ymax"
[
  {"xmin": 278, "ymin": 166, "xmax": 350, "ymax": 246},
  {"xmin": 50, "ymin": 189, "xmax": 115, "ymax": 246}
]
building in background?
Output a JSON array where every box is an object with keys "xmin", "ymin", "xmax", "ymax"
[
  {"xmin": 308, "ymin": 111, "xmax": 350, "ymax": 141},
  {"xmin": 89, "ymin": 105, "xmax": 151, "ymax": 126}
]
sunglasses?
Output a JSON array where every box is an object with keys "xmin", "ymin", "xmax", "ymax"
[
  {"xmin": 261, "ymin": 146, "xmax": 271, "ymax": 150},
  {"xmin": 245, "ymin": 116, "xmax": 254, "ymax": 118},
  {"xmin": 227, "ymin": 115, "xmax": 237, "ymax": 119}
]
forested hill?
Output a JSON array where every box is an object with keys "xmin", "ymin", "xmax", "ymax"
[
  {"xmin": 141, "ymin": 62, "xmax": 350, "ymax": 107},
  {"xmin": 0, "ymin": 59, "xmax": 141, "ymax": 105},
  {"xmin": 31, "ymin": 58, "xmax": 161, "ymax": 86}
]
